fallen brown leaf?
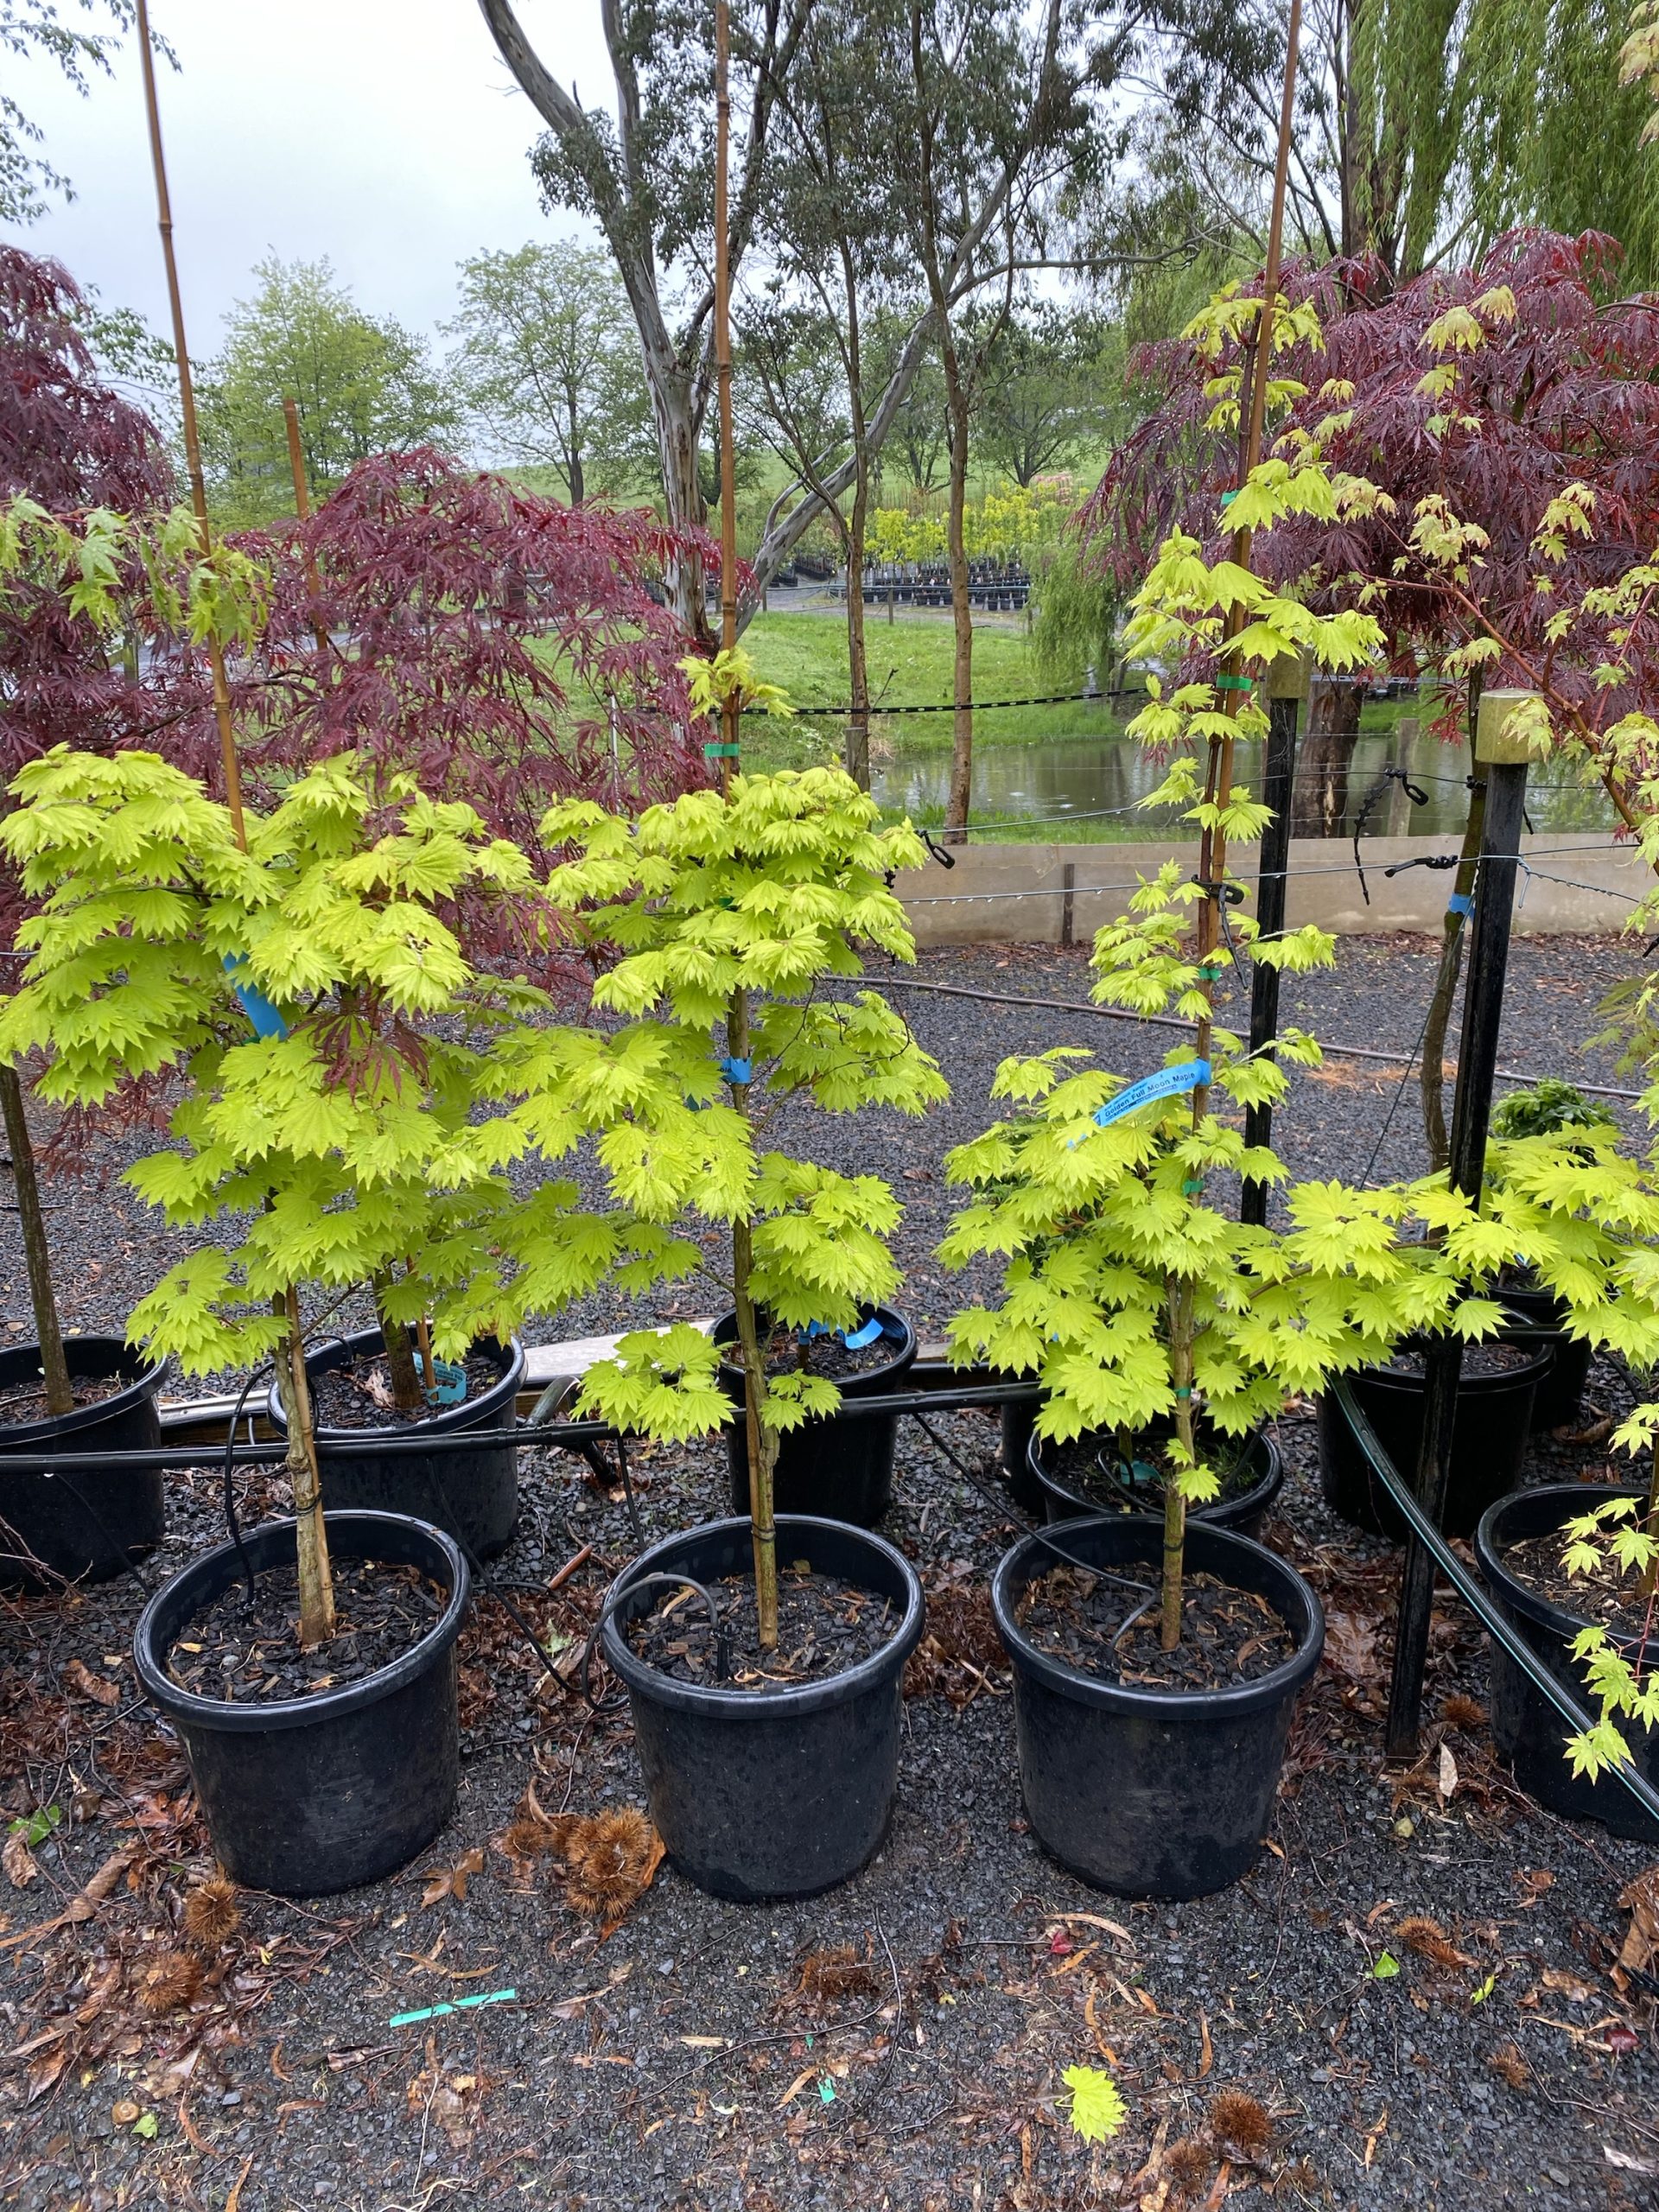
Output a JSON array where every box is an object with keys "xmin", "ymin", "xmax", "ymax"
[
  {"xmin": 62, "ymin": 1658, "xmax": 119, "ymax": 1708},
  {"xmin": 1618, "ymin": 1866, "xmax": 1659, "ymax": 1979},
  {"xmin": 418, "ymin": 1846, "xmax": 485, "ymax": 1909},
  {"xmin": 1323, "ymin": 1609, "xmax": 1380, "ymax": 1686},
  {"xmin": 2, "ymin": 1832, "xmax": 38, "ymax": 1889}
]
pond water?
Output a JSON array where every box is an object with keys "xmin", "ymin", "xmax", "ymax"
[{"xmin": 872, "ymin": 729, "xmax": 1618, "ymax": 839}]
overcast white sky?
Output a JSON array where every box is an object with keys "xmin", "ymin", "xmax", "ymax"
[{"xmin": 7, "ymin": 1, "xmax": 611, "ymax": 355}]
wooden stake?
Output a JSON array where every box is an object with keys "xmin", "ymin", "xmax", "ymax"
[{"xmin": 134, "ymin": 0, "xmax": 246, "ymax": 851}]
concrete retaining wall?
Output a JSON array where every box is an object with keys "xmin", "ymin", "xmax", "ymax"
[{"xmin": 892, "ymin": 833, "xmax": 1644, "ymax": 943}]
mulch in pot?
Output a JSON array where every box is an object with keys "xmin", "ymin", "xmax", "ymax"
[
  {"xmin": 165, "ymin": 1557, "xmax": 448, "ymax": 1703},
  {"xmin": 1042, "ymin": 1425, "xmax": 1260, "ymax": 1510},
  {"xmin": 308, "ymin": 1350, "xmax": 502, "ymax": 1430},
  {"xmin": 0, "ymin": 1372, "xmax": 125, "ymax": 1425},
  {"xmin": 625, "ymin": 1563, "xmax": 898, "ymax": 1692},
  {"xmin": 1377, "ymin": 1341, "xmax": 1534, "ymax": 1380},
  {"xmin": 1013, "ymin": 1564, "xmax": 1295, "ymax": 1692},
  {"xmin": 728, "ymin": 1329, "xmax": 894, "ymax": 1384},
  {"xmin": 1502, "ymin": 1527, "xmax": 1659, "ymax": 1645}
]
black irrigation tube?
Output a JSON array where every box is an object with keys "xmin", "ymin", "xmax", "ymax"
[
  {"xmin": 1328, "ymin": 1376, "xmax": 1659, "ymax": 1827},
  {"xmin": 0, "ymin": 1375, "xmax": 1046, "ymax": 1477}
]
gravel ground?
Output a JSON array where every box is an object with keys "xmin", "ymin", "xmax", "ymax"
[{"xmin": 2, "ymin": 934, "xmax": 1657, "ymax": 2212}]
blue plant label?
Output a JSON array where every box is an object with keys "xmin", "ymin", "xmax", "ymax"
[
  {"xmin": 1090, "ymin": 1059, "xmax": 1211, "ymax": 1130},
  {"xmin": 842, "ymin": 1315, "xmax": 884, "ymax": 1349},
  {"xmin": 222, "ymin": 953, "xmax": 288, "ymax": 1040},
  {"xmin": 426, "ymin": 1358, "xmax": 467, "ymax": 1407}
]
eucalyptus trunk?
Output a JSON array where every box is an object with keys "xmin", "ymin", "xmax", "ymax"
[
  {"xmin": 0, "ymin": 1065, "xmax": 73, "ymax": 1417},
  {"xmin": 941, "ymin": 344, "xmax": 974, "ymax": 842},
  {"xmin": 844, "ymin": 477, "xmax": 873, "ymax": 791}
]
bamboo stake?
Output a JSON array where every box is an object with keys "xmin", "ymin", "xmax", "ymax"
[
  {"xmin": 134, "ymin": 0, "xmax": 246, "ymax": 850},
  {"xmin": 1163, "ymin": 0, "xmax": 1304, "ymax": 1652},
  {"xmin": 1189, "ymin": 0, "xmax": 1304, "ymax": 1118},
  {"xmin": 0, "ymin": 1068, "xmax": 72, "ymax": 1417},
  {"xmin": 712, "ymin": 0, "xmax": 776, "ymax": 1647}
]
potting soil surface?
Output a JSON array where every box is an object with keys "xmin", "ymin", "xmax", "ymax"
[
  {"xmin": 0, "ymin": 1373, "xmax": 124, "ymax": 1427},
  {"xmin": 1379, "ymin": 1341, "xmax": 1539, "ymax": 1380},
  {"xmin": 164, "ymin": 1559, "xmax": 449, "ymax": 1705},
  {"xmin": 1013, "ymin": 1565, "xmax": 1297, "ymax": 1690},
  {"xmin": 743, "ymin": 1330, "xmax": 896, "ymax": 1382},
  {"xmin": 1503, "ymin": 1527, "xmax": 1659, "ymax": 1644},
  {"xmin": 309, "ymin": 1351, "xmax": 504, "ymax": 1430},
  {"xmin": 625, "ymin": 1568, "xmax": 900, "ymax": 1690},
  {"xmin": 2, "ymin": 937, "xmax": 1656, "ymax": 2212}
]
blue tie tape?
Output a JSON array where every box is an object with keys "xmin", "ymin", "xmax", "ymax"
[
  {"xmin": 719, "ymin": 1057, "xmax": 752, "ymax": 1084},
  {"xmin": 222, "ymin": 954, "xmax": 288, "ymax": 1039},
  {"xmin": 1446, "ymin": 892, "xmax": 1474, "ymax": 918},
  {"xmin": 1088, "ymin": 1059, "xmax": 1212, "ymax": 1132},
  {"xmin": 842, "ymin": 1315, "xmax": 884, "ymax": 1349}
]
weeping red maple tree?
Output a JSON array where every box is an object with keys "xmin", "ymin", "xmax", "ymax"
[{"xmin": 1090, "ymin": 225, "xmax": 1659, "ymax": 828}]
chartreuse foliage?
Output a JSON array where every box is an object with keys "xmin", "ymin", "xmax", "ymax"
[
  {"xmin": 518, "ymin": 767, "xmax": 946, "ymax": 1445},
  {"xmin": 0, "ymin": 746, "xmax": 671, "ymax": 1374},
  {"xmin": 0, "ymin": 495, "xmax": 269, "ymax": 653}
]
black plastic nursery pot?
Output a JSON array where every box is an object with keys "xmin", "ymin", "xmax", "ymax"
[
  {"xmin": 715, "ymin": 1306, "xmax": 917, "ymax": 1528},
  {"xmin": 992, "ymin": 1514, "xmax": 1325, "ymax": 1899},
  {"xmin": 999, "ymin": 1393, "xmax": 1043, "ymax": 1516},
  {"xmin": 267, "ymin": 1327, "xmax": 525, "ymax": 1561},
  {"xmin": 133, "ymin": 1510, "xmax": 469, "ymax": 1895},
  {"xmin": 1475, "ymin": 1484, "xmax": 1659, "ymax": 1844},
  {"xmin": 1029, "ymin": 1425, "xmax": 1285, "ymax": 1543},
  {"xmin": 1499, "ymin": 1281, "xmax": 1594, "ymax": 1433},
  {"xmin": 1315, "ymin": 1339, "xmax": 1551, "ymax": 1541},
  {"xmin": 0, "ymin": 1336, "xmax": 166, "ymax": 1589},
  {"xmin": 601, "ymin": 1514, "xmax": 925, "ymax": 1903}
]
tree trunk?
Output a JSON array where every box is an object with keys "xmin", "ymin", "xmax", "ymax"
[
  {"xmin": 1420, "ymin": 672, "xmax": 1487, "ymax": 1173},
  {"xmin": 1292, "ymin": 680, "xmax": 1366, "ymax": 836},
  {"xmin": 845, "ymin": 481, "xmax": 872, "ymax": 791},
  {"xmin": 725, "ymin": 986, "xmax": 778, "ymax": 1648},
  {"xmin": 569, "ymin": 449, "xmax": 585, "ymax": 506},
  {"xmin": 0, "ymin": 1066, "xmax": 72, "ymax": 1416},
  {"xmin": 277, "ymin": 1287, "xmax": 335, "ymax": 1647},
  {"xmin": 941, "ymin": 347, "xmax": 973, "ymax": 842},
  {"xmin": 653, "ymin": 376, "xmax": 710, "ymax": 639},
  {"xmin": 1161, "ymin": 1275, "xmax": 1196, "ymax": 1650},
  {"xmin": 372, "ymin": 1271, "xmax": 426, "ymax": 1414}
]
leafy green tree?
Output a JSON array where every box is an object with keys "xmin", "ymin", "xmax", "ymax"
[
  {"xmin": 199, "ymin": 257, "xmax": 459, "ymax": 525},
  {"xmin": 446, "ymin": 241, "xmax": 653, "ymax": 504},
  {"xmin": 976, "ymin": 305, "xmax": 1125, "ymax": 487},
  {"xmin": 0, "ymin": 745, "xmax": 669, "ymax": 1641},
  {"xmin": 530, "ymin": 671, "xmax": 945, "ymax": 1642}
]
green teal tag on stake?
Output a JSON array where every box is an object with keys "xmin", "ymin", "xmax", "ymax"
[
  {"xmin": 1215, "ymin": 673, "xmax": 1254, "ymax": 692},
  {"xmin": 703, "ymin": 741, "xmax": 741, "ymax": 758}
]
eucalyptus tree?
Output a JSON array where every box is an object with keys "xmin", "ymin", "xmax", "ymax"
[{"xmin": 476, "ymin": 0, "xmax": 1120, "ymax": 632}]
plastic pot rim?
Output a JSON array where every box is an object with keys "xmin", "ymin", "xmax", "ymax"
[
  {"xmin": 1476, "ymin": 1481, "xmax": 1651, "ymax": 1655},
  {"xmin": 266, "ymin": 1329, "xmax": 526, "ymax": 1444},
  {"xmin": 992, "ymin": 1512, "xmax": 1325, "ymax": 1720},
  {"xmin": 1349, "ymin": 1339, "xmax": 1554, "ymax": 1397},
  {"xmin": 600, "ymin": 1512, "xmax": 925, "ymax": 1721},
  {"xmin": 1028, "ymin": 1424, "xmax": 1283, "ymax": 1524},
  {"xmin": 711, "ymin": 1306, "xmax": 917, "ymax": 1399},
  {"xmin": 0, "ymin": 1335, "xmax": 166, "ymax": 1449},
  {"xmin": 133, "ymin": 1509, "xmax": 469, "ymax": 1736}
]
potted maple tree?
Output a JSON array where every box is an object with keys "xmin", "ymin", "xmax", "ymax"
[
  {"xmin": 0, "ymin": 744, "xmax": 637, "ymax": 1893},
  {"xmin": 0, "ymin": 493, "xmax": 266, "ymax": 1587},
  {"xmin": 532, "ymin": 709, "xmax": 938, "ymax": 1900}
]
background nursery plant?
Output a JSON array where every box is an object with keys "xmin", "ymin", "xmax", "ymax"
[
  {"xmin": 529, "ymin": 756, "xmax": 946, "ymax": 1644},
  {"xmin": 0, "ymin": 745, "xmax": 666, "ymax": 1640}
]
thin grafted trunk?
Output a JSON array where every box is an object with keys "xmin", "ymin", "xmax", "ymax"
[
  {"xmin": 1162, "ymin": 1275, "xmax": 1197, "ymax": 1650},
  {"xmin": 1420, "ymin": 674, "xmax": 1487, "ymax": 1173},
  {"xmin": 278, "ymin": 1287, "xmax": 334, "ymax": 1646},
  {"xmin": 725, "ymin": 985, "xmax": 778, "ymax": 1647},
  {"xmin": 0, "ymin": 1067, "xmax": 72, "ymax": 1417}
]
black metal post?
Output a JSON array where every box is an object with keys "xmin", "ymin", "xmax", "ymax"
[
  {"xmin": 1241, "ymin": 689, "xmax": 1301, "ymax": 1224},
  {"xmin": 1384, "ymin": 714, "xmax": 1531, "ymax": 1758}
]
